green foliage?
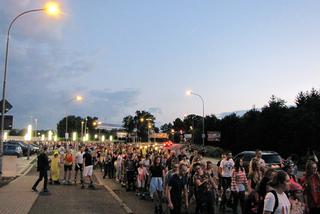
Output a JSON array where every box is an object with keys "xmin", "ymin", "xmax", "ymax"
[
  {"xmin": 122, "ymin": 110, "xmax": 156, "ymax": 141},
  {"xmin": 205, "ymin": 146, "xmax": 225, "ymax": 158},
  {"xmin": 162, "ymin": 89, "xmax": 320, "ymax": 157},
  {"xmin": 56, "ymin": 115, "xmax": 98, "ymax": 139}
]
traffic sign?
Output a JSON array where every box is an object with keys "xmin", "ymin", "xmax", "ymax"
[{"xmin": 0, "ymin": 99, "xmax": 12, "ymax": 113}]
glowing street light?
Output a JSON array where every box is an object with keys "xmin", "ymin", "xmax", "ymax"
[
  {"xmin": 75, "ymin": 95, "xmax": 83, "ymax": 101},
  {"xmin": 0, "ymin": 2, "xmax": 61, "ymax": 157},
  {"xmin": 44, "ymin": 2, "xmax": 61, "ymax": 16},
  {"xmin": 41, "ymin": 134, "xmax": 45, "ymax": 141},
  {"xmin": 48, "ymin": 130, "xmax": 53, "ymax": 141},
  {"xmin": 25, "ymin": 124, "xmax": 32, "ymax": 160},
  {"xmin": 3, "ymin": 132, "xmax": 8, "ymax": 141},
  {"xmin": 72, "ymin": 132, "xmax": 77, "ymax": 141},
  {"xmin": 101, "ymin": 135, "xmax": 105, "ymax": 142},
  {"xmin": 186, "ymin": 90, "xmax": 205, "ymax": 147},
  {"xmin": 65, "ymin": 95, "xmax": 84, "ymax": 140},
  {"xmin": 25, "ymin": 124, "xmax": 32, "ymax": 141}
]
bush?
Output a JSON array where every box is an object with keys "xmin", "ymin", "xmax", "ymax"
[{"xmin": 204, "ymin": 146, "xmax": 226, "ymax": 158}]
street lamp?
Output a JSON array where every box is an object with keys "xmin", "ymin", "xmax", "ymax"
[
  {"xmin": 135, "ymin": 117, "xmax": 145, "ymax": 143},
  {"xmin": 186, "ymin": 90, "xmax": 205, "ymax": 147},
  {"xmin": 0, "ymin": 2, "xmax": 61, "ymax": 157},
  {"xmin": 65, "ymin": 95, "xmax": 83, "ymax": 140},
  {"xmin": 148, "ymin": 123, "xmax": 152, "ymax": 142},
  {"xmin": 81, "ymin": 121, "xmax": 84, "ymax": 138}
]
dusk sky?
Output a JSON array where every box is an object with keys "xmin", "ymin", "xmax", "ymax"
[{"xmin": 1, "ymin": 0, "xmax": 320, "ymax": 129}]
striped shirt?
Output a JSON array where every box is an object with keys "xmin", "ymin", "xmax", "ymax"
[{"xmin": 231, "ymin": 170, "xmax": 247, "ymax": 192}]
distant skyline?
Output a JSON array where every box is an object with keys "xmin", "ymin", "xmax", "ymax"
[{"xmin": 1, "ymin": 0, "xmax": 320, "ymax": 129}]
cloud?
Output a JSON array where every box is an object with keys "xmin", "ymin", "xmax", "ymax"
[
  {"xmin": 148, "ymin": 107, "xmax": 162, "ymax": 115},
  {"xmin": 0, "ymin": 1, "xmax": 97, "ymax": 129},
  {"xmin": 71, "ymin": 88, "xmax": 140, "ymax": 126},
  {"xmin": 0, "ymin": 1, "xmax": 142, "ymax": 129}
]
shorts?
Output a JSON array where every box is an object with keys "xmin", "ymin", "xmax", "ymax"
[
  {"xmin": 137, "ymin": 179, "xmax": 146, "ymax": 188},
  {"xmin": 83, "ymin": 165, "xmax": 93, "ymax": 177},
  {"xmin": 64, "ymin": 165, "xmax": 72, "ymax": 171},
  {"xmin": 150, "ymin": 177, "xmax": 163, "ymax": 195},
  {"xmin": 75, "ymin": 163, "xmax": 83, "ymax": 171},
  {"xmin": 221, "ymin": 177, "xmax": 231, "ymax": 190}
]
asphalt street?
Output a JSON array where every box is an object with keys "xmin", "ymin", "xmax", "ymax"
[{"xmin": 28, "ymin": 166, "xmax": 125, "ymax": 214}]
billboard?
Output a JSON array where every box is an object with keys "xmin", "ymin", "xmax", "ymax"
[
  {"xmin": 207, "ymin": 131, "xmax": 221, "ymax": 142},
  {"xmin": 149, "ymin": 133, "xmax": 168, "ymax": 139},
  {"xmin": 0, "ymin": 115, "xmax": 13, "ymax": 130}
]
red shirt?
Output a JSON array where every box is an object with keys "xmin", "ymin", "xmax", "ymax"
[{"xmin": 302, "ymin": 174, "xmax": 320, "ymax": 207}]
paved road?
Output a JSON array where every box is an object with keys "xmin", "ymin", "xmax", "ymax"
[
  {"xmin": 28, "ymin": 167, "xmax": 125, "ymax": 214},
  {"xmin": 95, "ymin": 170, "xmax": 234, "ymax": 214}
]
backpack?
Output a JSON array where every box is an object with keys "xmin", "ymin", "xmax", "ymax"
[{"xmin": 270, "ymin": 190, "xmax": 279, "ymax": 214}]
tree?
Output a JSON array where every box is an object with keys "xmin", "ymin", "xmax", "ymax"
[
  {"xmin": 57, "ymin": 115, "xmax": 98, "ymax": 139},
  {"xmin": 122, "ymin": 110, "xmax": 157, "ymax": 142},
  {"xmin": 160, "ymin": 123, "xmax": 173, "ymax": 133},
  {"xmin": 122, "ymin": 115, "xmax": 135, "ymax": 133}
]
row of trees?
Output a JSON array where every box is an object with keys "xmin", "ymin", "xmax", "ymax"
[
  {"xmin": 54, "ymin": 88, "xmax": 320, "ymax": 157},
  {"xmin": 122, "ymin": 110, "xmax": 159, "ymax": 142},
  {"xmin": 56, "ymin": 116, "xmax": 115, "ymax": 140},
  {"xmin": 160, "ymin": 88, "xmax": 320, "ymax": 157}
]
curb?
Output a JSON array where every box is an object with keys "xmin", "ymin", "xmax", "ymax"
[
  {"xmin": 11, "ymin": 156, "xmax": 37, "ymax": 184},
  {"xmin": 20, "ymin": 156, "xmax": 37, "ymax": 175},
  {"xmin": 94, "ymin": 173, "xmax": 133, "ymax": 214}
]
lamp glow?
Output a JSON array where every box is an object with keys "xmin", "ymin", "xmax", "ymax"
[
  {"xmin": 25, "ymin": 124, "xmax": 32, "ymax": 141},
  {"xmin": 48, "ymin": 130, "xmax": 53, "ymax": 141},
  {"xmin": 72, "ymin": 132, "xmax": 77, "ymax": 141},
  {"xmin": 45, "ymin": 2, "xmax": 60, "ymax": 16},
  {"xmin": 75, "ymin": 95, "xmax": 83, "ymax": 101},
  {"xmin": 3, "ymin": 132, "xmax": 8, "ymax": 141}
]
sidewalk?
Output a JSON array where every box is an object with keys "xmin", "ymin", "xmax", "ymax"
[
  {"xmin": 29, "ymin": 167, "xmax": 125, "ymax": 214},
  {"xmin": 0, "ymin": 156, "xmax": 38, "ymax": 214},
  {"xmin": 16, "ymin": 155, "xmax": 37, "ymax": 175},
  {"xmin": 94, "ymin": 170, "xmax": 155, "ymax": 214}
]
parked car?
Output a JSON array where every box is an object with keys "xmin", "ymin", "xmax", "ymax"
[
  {"xmin": 233, "ymin": 151, "xmax": 283, "ymax": 172},
  {"xmin": 6, "ymin": 141, "xmax": 29, "ymax": 156},
  {"xmin": 3, "ymin": 143, "xmax": 23, "ymax": 157},
  {"xmin": 30, "ymin": 143, "xmax": 40, "ymax": 154}
]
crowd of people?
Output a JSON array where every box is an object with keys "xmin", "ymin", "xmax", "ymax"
[{"xmin": 32, "ymin": 142, "xmax": 320, "ymax": 214}]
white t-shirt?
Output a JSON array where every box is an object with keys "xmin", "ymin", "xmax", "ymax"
[
  {"xmin": 220, "ymin": 158, "xmax": 234, "ymax": 177},
  {"xmin": 59, "ymin": 147, "xmax": 65, "ymax": 154},
  {"xmin": 250, "ymin": 158, "xmax": 266, "ymax": 168},
  {"xmin": 264, "ymin": 191, "xmax": 291, "ymax": 214},
  {"xmin": 75, "ymin": 151, "xmax": 84, "ymax": 164}
]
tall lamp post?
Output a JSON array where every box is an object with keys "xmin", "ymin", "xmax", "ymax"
[
  {"xmin": 81, "ymin": 120, "xmax": 84, "ymax": 139},
  {"xmin": 0, "ymin": 2, "xmax": 60, "ymax": 158},
  {"xmin": 186, "ymin": 90, "xmax": 205, "ymax": 147},
  {"xmin": 135, "ymin": 117, "xmax": 144, "ymax": 143},
  {"xmin": 65, "ymin": 95, "xmax": 83, "ymax": 140}
]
